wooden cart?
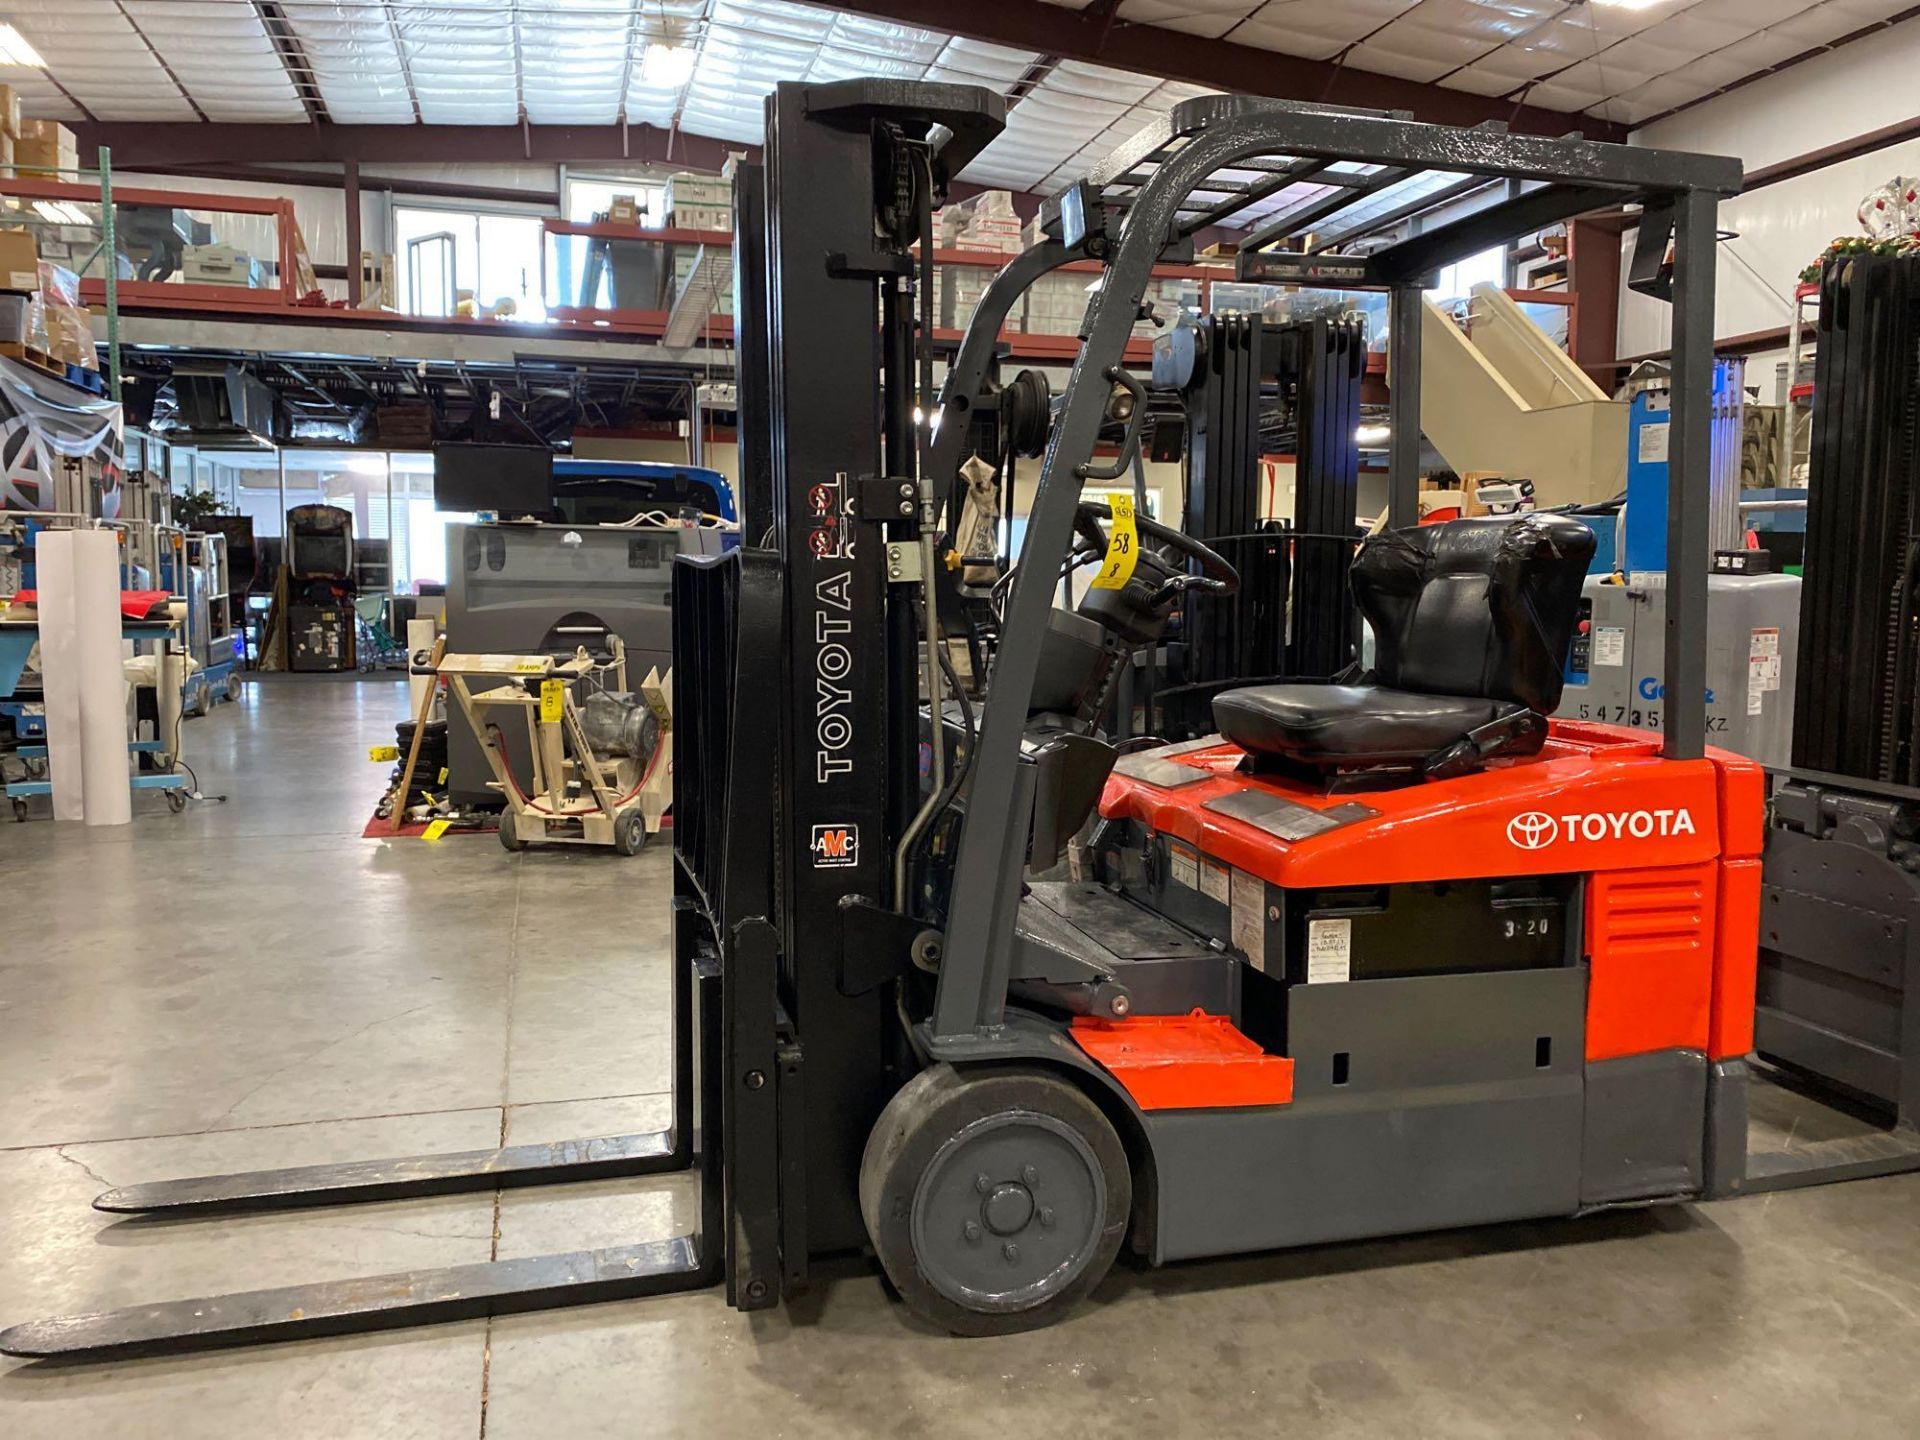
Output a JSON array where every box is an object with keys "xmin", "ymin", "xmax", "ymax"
[{"xmin": 439, "ymin": 641, "xmax": 671, "ymax": 855}]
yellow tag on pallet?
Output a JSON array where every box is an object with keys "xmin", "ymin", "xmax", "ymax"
[
  {"xmin": 1090, "ymin": 493, "xmax": 1140, "ymax": 591},
  {"xmin": 539, "ymin": 679, "xmax": 565, "ymax": 724},
  {"xmin": 438, "ymin": 766, "xmax": 449, "ymax": 784},
  {"xmin": 368, "ymin": 744, "xmax": 400, "ymax": 762},
  {"xmin": 421, "ymin": 819, "xmax": 451, "ymax": 841}
]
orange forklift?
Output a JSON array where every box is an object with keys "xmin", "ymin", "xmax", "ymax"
[{"xmin": 4, "ymin": 83, "xmax": 1910, "ymax": 1360}]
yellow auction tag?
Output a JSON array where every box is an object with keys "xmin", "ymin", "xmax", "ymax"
[
  {"xmin": 1090, "ymin": 493, "xmax": 1140, "ymax": 591},
  {"xmin": 368, "ymin": 744, "xmax": 399, "ymax": 762},
  {"xmin": 421, "ymin": 819, "xmax": 451, "ymax": 841},
  {"xmin": 437, "ymin": 766, "xmax": 448, "ymax": 784},
  {"xmin": 539, "ymin": 680, "xmax": 564, "ymax": 724}
]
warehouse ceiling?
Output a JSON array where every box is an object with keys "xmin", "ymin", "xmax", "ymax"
[{"xmin": 0, "ymin": 0, "xmax": 1910, "ymax": 186}]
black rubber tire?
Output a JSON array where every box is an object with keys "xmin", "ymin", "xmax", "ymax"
[
  {"xmin": 225, "ymin": 672, "xmax": 243, "ymax": 703},
  {"xmin": 164, "ymin": 788, "xmax": 187, "ymax": 813},
  {"xmin": 613, "ymin": 810, "xmax": 648, "ymax": 856},
  {"xmin": 189, "ymin": 683, "xmax": 212, "ymax": 718},
  {"xmin": 498, "ymin": 811, "xmax": 525, "ymax": 851},
  {"xmin": 860, "ymin": 1064, "xmax": 1130, "ymax": 1337}
]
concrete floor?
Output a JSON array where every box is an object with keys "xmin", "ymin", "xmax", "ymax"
[{"xmin": 2, "ymin": 675, "xmax": 1919, "ymax": 1438}]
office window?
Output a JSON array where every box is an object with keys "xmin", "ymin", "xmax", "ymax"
[
  {"xmin": 394, "ymin": 205, "xmax": 547, "ymax": 322},
  {"xmin": 565, "ymin": 175, "xmax": 668, "ymax": 227}
]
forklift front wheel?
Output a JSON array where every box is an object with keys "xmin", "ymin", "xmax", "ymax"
[{"xmin": 859, "ymin": 1064, "xmax": 1130, "ymax": 1337}]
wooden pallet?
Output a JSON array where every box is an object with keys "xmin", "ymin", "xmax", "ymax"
[{"xmin": 0, "ymin": 341, "xmax": 71, "ymax": 378}]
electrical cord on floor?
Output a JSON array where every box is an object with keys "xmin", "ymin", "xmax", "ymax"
[{"xmin": 165, "ymin": 676, "xmax": 228, "ymax": 805}]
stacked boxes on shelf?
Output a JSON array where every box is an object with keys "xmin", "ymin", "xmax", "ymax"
[
  {"xmin": 15, "ymin": 118, "xmax": 77, "ymax": 176},
  {"xmin": 0, "ymin": 223, "xmax": 94, "ymax": 374},
  {"xmin": 942, "ymin": 264, "xmax": 989, "ymax": 332},
  {"xmin": 30, "ymin": 260, "xmax": 96, "ymax": 371},
  {"xmin": 934, "ymin": 190, "xmax": 1024, "ymax": 255},
  {"xmin": 664, "ymin": 172, "xmax": 732, "ymax": 234},
  {"xmin": 1020, "ymin": 271, "xmax": 1091, "ymax": 337}
]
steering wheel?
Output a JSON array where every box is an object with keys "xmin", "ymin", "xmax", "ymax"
[{"xmin": 1072, "ymin": 500, "xmax": 1240, "ymax": 604}]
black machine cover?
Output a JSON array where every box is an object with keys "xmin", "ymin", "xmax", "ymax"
[{"xmin": 1214, "ymin": 515, "xmax": 1596, "ymax": 771}]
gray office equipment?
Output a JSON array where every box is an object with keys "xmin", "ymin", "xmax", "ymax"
[
  {"xmin": 443, "ymin": 520, "xmax": 729, "ymax": 806},
  {"xmin": 1558, "ymin": 572, "xmax": 1801, "ymax": 766}
]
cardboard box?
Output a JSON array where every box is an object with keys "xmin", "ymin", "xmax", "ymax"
[
  {"xmin": 0, "ymin": 88, "xmax": 18, "ymax": 143},
  {"xmin": 0, "ymin": 228, "xmax": 37, "ymax": 294},
  {"xmin": 606, "ymin": 193, "xmax": 642, "ymax": 225},
  {"xmin": 48, "ymin": 302, "xmax": 94, "ymax": 368},
  {"xmin": 15, "ymin": 120, "xmax": 77, "ymax": 175},
  {"xmin": 668, "ymin": 203, "xmax": 731, "ymax": 233},
  {"xmin": 664, "ymin": 172, "xmax": 729, "ymax": 214}
]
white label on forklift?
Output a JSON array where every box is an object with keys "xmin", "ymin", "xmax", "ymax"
[
  {"xmin": 1594, "ymin": 626, "xmax": 1627, "ymax": 667},
  {"xmin": 1200, "ymin": 859, "xmax": 1231, "ymax": 904},
  {"xmin": 1306, "ymin": 918, "xmax": 1352, "ymax": 984},
  {"xmin": 1230, "ymin": 870, "xmax": 1267, "ymax": 968},
  {"xmin": 1167, "ymin": 842, "xmax": 1199, "ymax": 891},
  {"xmin": 1637, "ymin": 421, "xmax": 1670, "ymax": 464},
  {"xmin": 1750, "ymin": 628, "xmax": 1782, "ymax": 690}
]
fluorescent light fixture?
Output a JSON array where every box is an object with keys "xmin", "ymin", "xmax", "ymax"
[
  {"xmin": 0, "ymin": 25, "xmax": 46, "ymax": 69},
  {"xmin": 1589, "ymin": 0, "xmax": 1665, "ymax": 9},
  {"xmin": 1355, "ymin": 423, "xmax": 1392, "ymax": 447},
  {"xmin": 640, "ymin": 42, "xmax": 697, "ymax": 88}
]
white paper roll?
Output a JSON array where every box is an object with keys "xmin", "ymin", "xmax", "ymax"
[
  {"xmin": 72, "ymin": 529, "xmax": 132, "ymax": 826},
  {"xmin": 406, "ymin": 617, "xmax": 438, "ymax": 715},
  {"xmin": 32, "ymin": 530, "xmax": 85, "ymax": 822}
]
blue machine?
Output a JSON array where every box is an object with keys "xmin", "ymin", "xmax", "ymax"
[{"xmin": 549, "ymin": 457, "xmax": 738, "ymax": 527}]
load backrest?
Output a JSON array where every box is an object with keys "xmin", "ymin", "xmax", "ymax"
[{"xmin": 1352, "ymin": 515, "xmax": 1596, "ymax": 714}]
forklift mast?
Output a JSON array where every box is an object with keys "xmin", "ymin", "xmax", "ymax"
[{"xmin": 723, "ymin": 81, "xmax": 1009, "ymax": 1260}]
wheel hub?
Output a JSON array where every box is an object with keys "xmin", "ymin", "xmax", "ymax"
[
  {"xmin": 909, "ymin": 1109, "xmax": 1106, "ymax": 1314},
  {"xmin": 981, "ymin": 1181, "xmax": 1034, "ymax": 1236}
]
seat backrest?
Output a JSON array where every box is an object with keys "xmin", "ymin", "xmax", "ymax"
[{"xmin": 1352, "ymin": 514, "xmax": 1596, "ymax": 714}]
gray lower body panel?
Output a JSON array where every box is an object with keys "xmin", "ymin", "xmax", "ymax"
[
  {"xmin": 1144, "ymin": 968, "xmax": 1587, "ymax": 1263},
  {"xmin": 1580, "ymin": 1049, "xmax": 1707, "ymax": 1205}
]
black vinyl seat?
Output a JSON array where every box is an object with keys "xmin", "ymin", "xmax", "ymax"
[{"xmin": 1215, "ymin": 514, "xmax": 1596, "ymax": 781}]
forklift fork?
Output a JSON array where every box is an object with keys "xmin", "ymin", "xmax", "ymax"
[{"xmin": 0, "ymin": 951, "xmax": 726, "ymax": 1361}]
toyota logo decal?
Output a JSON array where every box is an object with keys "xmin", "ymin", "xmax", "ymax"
[{"xmin": 1507, "ymin": 812, "xmax": 1558, "ymax": 849}]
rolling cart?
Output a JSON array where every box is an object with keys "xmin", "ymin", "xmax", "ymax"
[{"xmin": 437, "ymin": 639, "xmax": 671, "ymax": 855}]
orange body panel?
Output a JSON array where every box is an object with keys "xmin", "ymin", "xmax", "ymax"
[
  {"xmin": 1071, "ymin": 1012, "xmax": 1295, "ymax": 1110},
  {"xmin": 1711, "ymin": 857, "xmax": 1763, "ymax": 1060},
  {"xmin": 1097, "ymin": 720, "xmax": 1771, "ymax": 1069},
  {"xmin": 1100, "ymin": 722, "xmax": 1722, "ymax": 890},
  {"xmin": 1583, "ymin": 862, "xmax": 1717, "ymax": 1060}
]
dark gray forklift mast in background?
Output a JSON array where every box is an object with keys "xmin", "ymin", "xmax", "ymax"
[{"xmin": 926, "ymin": 94, "xmax": 1738, "ymax": 1044}]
